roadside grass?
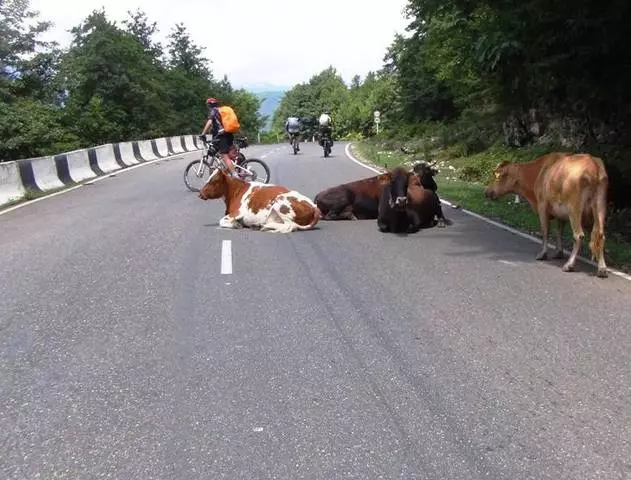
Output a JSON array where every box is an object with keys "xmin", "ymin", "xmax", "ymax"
[{"xmin": 352, "ymin": 141, "xmax": 631, "ymax": 274}]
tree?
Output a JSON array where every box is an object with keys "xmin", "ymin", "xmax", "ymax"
[
  {"xmin": 123, "ymin": 9, "xmax": 163, "ymax": 63},
  {"xmin": 58, "ymin": 9, "xmax": 170, "ymax": 145},
  {"xmin": 167, "ymin": 23, "xmax": 211, "ymax": 78}
]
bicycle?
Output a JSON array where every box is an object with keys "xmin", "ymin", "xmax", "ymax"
[
  {"xmin": 183, "ymin": 135, "xmax": 271, "ymax": 192},
  {"xmin": 290, "ymin": 133, "xmax": 300, "ymax": 155}
]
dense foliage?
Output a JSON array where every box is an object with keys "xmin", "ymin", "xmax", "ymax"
[
  {"xmin": 0, "ymin": 2, "xmax": 264, "ymax": 161},
  {"xmin": 272, "ymin": 0, "xmax": 631, "ymax": 199}
]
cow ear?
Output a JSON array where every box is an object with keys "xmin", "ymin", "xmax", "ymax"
[{"xmin": 379, "ymin": 172, "xmax": 392, "ymax": 185}]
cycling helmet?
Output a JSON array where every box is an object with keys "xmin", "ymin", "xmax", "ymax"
[{"xmin": 206, "ymin": 97, "xmax": 219, "ymax": 106}]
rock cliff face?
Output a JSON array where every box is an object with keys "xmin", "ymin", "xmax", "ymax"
[{"xmin": 502, "ymin": 109, "xmax": 619, "ymax": 149}]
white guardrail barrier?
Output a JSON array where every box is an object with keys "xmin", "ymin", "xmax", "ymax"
[{"xmin": 0, "ymin": 134, "xmax": 203, "ymax": 206}]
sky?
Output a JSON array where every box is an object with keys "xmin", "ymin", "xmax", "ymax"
[{"xmin": 30, "ymin": 0, "xmax": 410, "ymax": 90}]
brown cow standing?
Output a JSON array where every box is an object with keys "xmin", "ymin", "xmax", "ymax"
[{"xmin": 484, "ymin": 152, "xmax": 609, "ymax": 277}]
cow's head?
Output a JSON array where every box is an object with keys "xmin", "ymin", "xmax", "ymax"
[
  {"xmin": 198, "ymin": 168, "xmax": 227, "ymax": 200},
  {"xmin": 381, "ymin": 166, "xmax": 409, "ymax": 209},
  {"xmin": 412, "ymin": 161, "xmax": 439, "ymax": 192},
  {"xmin": 484, "ymin": 161, "xmax": 517, "ymax": 200}
]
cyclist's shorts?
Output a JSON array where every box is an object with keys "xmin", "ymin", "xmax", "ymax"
[{"xmin": 214, "ymin": 133, "xmax": 234, "ymax": 154}]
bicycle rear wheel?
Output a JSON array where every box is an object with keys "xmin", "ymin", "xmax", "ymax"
[
  {"xmin": 240, "ymin": 159, "xmax": 271, "ymax": 184},
  {"xmin": 184, "ymin": 159, "xmax": 215, "ymax": 192}
]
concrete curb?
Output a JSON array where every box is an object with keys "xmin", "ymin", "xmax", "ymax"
[
  {"xmin": 344, "ymin": 142, "xmax": 631, "ymax": 282},
  {"xmin": 0, "ymin": 134, "xmax": 203, "ymax": 214}
]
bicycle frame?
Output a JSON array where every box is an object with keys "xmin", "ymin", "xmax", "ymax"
[{"xmin": 195, "ymin": 141, "xmax": 252, "ymax": 179}]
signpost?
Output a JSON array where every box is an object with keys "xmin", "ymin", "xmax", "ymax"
[{"xmin": 374, "ymin": 110, "xmax": 381, "ymax": 134}]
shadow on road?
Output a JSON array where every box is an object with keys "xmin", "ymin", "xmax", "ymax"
[{"xmin": 415, "ymin": 212, "xmax": 607, "ymax": 278}]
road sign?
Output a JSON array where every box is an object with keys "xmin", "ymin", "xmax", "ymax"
[{"xmin": 374, "ymin": 111, "xmax": 381, "ymax": 124}]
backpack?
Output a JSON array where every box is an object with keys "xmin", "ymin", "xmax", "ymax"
[
  {"xmin": 318, "ymin": 113, "xmax": 331, "ymax": 126},
  {"xmin": 218, "ymin": 106, "xmax": 240, "ymax": 133}
]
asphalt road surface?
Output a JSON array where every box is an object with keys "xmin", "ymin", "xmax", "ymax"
[{"xmin": 1, "ymin": 141, "xmax": 630, "ymax": 480}]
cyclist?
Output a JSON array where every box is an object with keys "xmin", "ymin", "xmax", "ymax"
[
  {"xmin": 285, "ymin": 116, "xmax": 301, "ymax": 151},
  {"xmin": 200, "ymin": 97, "xmax": 238, "ymax": 177},
  {"xmin": 318, "ymin": 110, "xmax": 333, "ymax": 149}
]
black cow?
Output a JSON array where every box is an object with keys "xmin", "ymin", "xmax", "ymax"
[
  {"xmin": 377, "ymin": 167, "xmax": 412, "ymax": 233},
  {"xmin": 378, "ymin": 166, "xmax": 444, "ymax": 233}
]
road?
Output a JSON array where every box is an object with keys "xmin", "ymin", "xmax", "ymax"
[{"xmin": 1, "ymin": 141, "xmax": 630, "ymax": 480}]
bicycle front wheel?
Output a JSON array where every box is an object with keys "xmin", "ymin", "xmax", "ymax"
[
  {"xmin": 240, "ymin": 159, "xmax": 271, "ymax": 184},
  {"xmin": 184, "ymin": 159, "xmax": 215, "ymax": 192}
]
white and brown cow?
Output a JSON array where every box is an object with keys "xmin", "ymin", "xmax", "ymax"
[{"xmin": 198, "ymin": 169, "xmax": 321, "ymax": 233}]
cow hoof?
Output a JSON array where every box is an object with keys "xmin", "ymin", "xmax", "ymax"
[
  {"xmin": 562, "ymin": 262, "xmax": 575, "ymax": 272},
  {"xmin": 553, "ymin": 250, "xmax": 565, "ymax": 259},
  {"xmin": 437, "ymin": 220, "xmax": 446, "ymax": 228},
  {"xmin": 596, "ymin": 268, "xmax": 608, "ymax": 278},
  {"xmin": 536, "ymin": 251, "xmax": 548, "ymax": 261}
]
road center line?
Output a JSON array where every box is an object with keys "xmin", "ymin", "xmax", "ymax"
[{"xmin": 221, "ymin": 240, "xmax": 233, "ymax": 275}]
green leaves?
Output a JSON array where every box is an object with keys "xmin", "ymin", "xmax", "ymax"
[{"xmin": 0, "ymin": 2, "xmax": 264, "ymax": 161}]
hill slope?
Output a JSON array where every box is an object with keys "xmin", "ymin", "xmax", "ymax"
[{"xmin": 255, "ymin": 90, "xmax": 286, "ymax": 131}]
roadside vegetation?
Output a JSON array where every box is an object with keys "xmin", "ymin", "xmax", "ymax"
[{"xmin": 0, "ymin": 1, "xmax": 265, "ymax": 162}]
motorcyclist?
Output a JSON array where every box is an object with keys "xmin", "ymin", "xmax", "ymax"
[{"xmin": 318, "ymin": 110, "xmax": 333, "ymax": 148}]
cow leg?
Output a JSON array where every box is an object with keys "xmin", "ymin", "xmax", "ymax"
[
  {"xmin": 562, "ymin": 206, "xmax": 585, "ymax": 273},
  {"xmin": 435, "ymin": 201, "xmax": 447, "ymax": 228},
  {"xmin": 535, "ymin": 204, "xmax": 550, "ymax": 260},
  {"xmin": 323, "ymin": 204, "xmax": 355, "ymax": 220},
  {"xmin": 406, "ymin": 210, "xmax": 421, "ymax": 233},
  {"xmin": 340, "ymin": 204, "xmax": 357, "ymax": 220},
  {"xmin": 260, "ymin": 208, "xmax": 295, "ymax": 234},
  {"xmin": 219, "ymin": 215, "xmax": 241, "ymax": 229},
  {"xmin": 553, "ymin": 219, "xmax": 565, "ymax": 259},
  {"xmin": 590, "ymin": 183, "xmax": 608, "ymax": 278}
]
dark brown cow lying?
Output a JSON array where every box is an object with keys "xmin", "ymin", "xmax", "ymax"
[
  {"xmin": 377, "ymin": 166, "xmax": 444, "ymax": 233},
  {"xmin": 484, "ymin": 152, "xmax": 609, "ymax": 277},
  {"xmin": 314, "ymin": 163, "xmax": 443, "ymax": 221},
  {"xmin": 313, "ymin": 172, "xmax": 392, "ymax": 220}
]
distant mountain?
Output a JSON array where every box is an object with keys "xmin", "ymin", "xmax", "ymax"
[
  {"xmin": 254, "ymin": 90, "xmax": 287, "ymax": 131},
  {"xmin": 242, "ymin": 82, "xmax": 291, "ymax": 94}
]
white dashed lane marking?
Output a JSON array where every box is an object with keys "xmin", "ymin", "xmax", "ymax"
[
  {"xmin": 498, "ymin": 260, "xmax": 518, "ymax": 266},
  {"xmin": 221, "ymin": 240, "xmax": 233, "ymax": 275}
]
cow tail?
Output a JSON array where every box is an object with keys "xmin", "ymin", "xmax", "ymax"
[
  {"xmin": 307, "ymin": 206, "xmax": 321, "ymax": 228},
  {"xmin": 588, "ymin": 172, "xmax": 608, "ymax": 261}
]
